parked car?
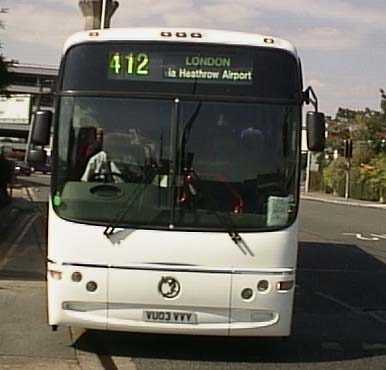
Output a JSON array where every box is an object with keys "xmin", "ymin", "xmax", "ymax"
[
  {"xmin": 29, "ymin": 161, "xmax": 51, "ymax": 174},
  {"xmin": 12, "ymin": 160, "xmax": 32, "ymax": 176}
]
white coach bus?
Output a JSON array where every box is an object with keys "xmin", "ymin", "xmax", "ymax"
[{"xmin": 33, "ymin": 28, "xmax": 325, "ymax": 337}]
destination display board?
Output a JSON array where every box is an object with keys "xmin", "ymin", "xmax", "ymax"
[
  {"xmin": 61, "ymin": 42, "xmax": 301, "ymax": 100},
  {"xmin": 108, "ymin": 51, "xmax": 254, "ymax": 85}
]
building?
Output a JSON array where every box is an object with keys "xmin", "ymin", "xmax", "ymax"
[{"xmin": 0, "ymin": 62, "xmax": 58, "ymax": 157}]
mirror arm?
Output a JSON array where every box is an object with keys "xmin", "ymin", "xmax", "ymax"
[{"xmin": 303, "ymin": 86, "xmax": 319, "ymax": 112}]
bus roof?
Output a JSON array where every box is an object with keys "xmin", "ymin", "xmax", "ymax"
[{"xmin": 63, "ymin": 27, "xmax": 298, "ymax": 57}]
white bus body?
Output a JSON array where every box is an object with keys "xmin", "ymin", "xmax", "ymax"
[{"xmin": 47, "ymin": 28, "xmax": 303, "ymax": 336}]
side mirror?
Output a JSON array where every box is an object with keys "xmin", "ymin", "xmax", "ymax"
[
  {"xmin": 31, "ymin": 110, "xmax": 52, "ymax": 146},
  {"xmin": 306, "ymin": 111, "xmax": 325, "ymax": 151}
]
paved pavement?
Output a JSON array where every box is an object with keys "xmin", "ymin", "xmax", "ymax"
[
  {"xmin": 301, "ymin": 191, "xmax": 386, "ymax": 210},
  {"xmin": 0, "ymin": 187, "xmax": 33, "ymax": 238},
  {"xmin": 0, "ymin": 185, "xmax": 104, "ymax": 370}
]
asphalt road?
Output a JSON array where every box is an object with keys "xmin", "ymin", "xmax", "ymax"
[{"xmin": 1, "ymin": 175, "xmax": 386, "ymax": 370}]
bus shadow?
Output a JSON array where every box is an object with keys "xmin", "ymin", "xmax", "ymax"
[{"xmin": 73, "ymin": 240, "xmax": 386, "ymax": 364}]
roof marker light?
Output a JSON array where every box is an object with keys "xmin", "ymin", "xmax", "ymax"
[
  {"xmin": 264, "ymin": 37, "xmax": 275, "ymax": 44},
  {"xmin": 89, "ymin": 31, "xmax": 99, "ymax": 37},
  {"xmin": 176, "ymin": 32, "xmax": 187, "ymax": 38},
  {"xmin": 191, "ymin": 32, "xmax": 202, "ymax": 38},
  {"xmin": 161, "ymin": 31, "xmax": 172, "ymax": 37}
]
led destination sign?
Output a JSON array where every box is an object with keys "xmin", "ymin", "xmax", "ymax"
[{"xmin": 108, "ymin": 51, "xmax": 254, "ymax": 84}]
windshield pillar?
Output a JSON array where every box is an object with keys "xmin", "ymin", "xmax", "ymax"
[{"xmin": 168, "ymin": 98, "xmax": 181, "ymax": 229}]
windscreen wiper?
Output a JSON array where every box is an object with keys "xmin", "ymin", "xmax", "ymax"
[
  {"xmin": 103, "ymin": 169, "xmax": 157, "ymax": 236},
  {"xmin": 103, "ymin": 129, "xmax": 164, "ymax": 237},
  {"xmin": 104, "ymin": 99, "xmax": 203, "ymax": 236},
  {"xmin": 180, "ymin": 170, "xmax": 253, "ymax": 255}
]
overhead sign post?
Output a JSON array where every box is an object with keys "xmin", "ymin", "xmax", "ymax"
[
  {"xmin": 79, "ymin": 0, "xmax": 119, "ymax": 30},
  {"xmin": 100, "ymin": 0, "xmax": 107, "ymax": 29}
]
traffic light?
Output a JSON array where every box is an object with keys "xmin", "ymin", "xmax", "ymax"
[{"xmin": 343, "ymin": 139, "xmax": 353, "ymax": 158}]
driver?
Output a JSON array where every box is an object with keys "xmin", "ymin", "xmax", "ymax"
[{"xmin": 80, "ymin": 132, "xmax": 123, "ymax": 183}]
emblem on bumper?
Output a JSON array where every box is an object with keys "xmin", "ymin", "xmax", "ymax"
[{"xmin": 158, "ymin": 276, "xmax": 181, "ymax": 299}]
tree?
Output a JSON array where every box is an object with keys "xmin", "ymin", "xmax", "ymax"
[
  {"xmin": 321, "ymin": 92, "xmax": 386, "ymax": 201},
  {"xmin": 327, "ymin": 104, "xmax": 386, "ymax": 166},
  {"xmin": 359, "ymin": 155, "xmax": 386, "ymax": 203}
]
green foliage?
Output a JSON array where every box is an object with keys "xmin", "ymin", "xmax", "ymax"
[
  {"xmin": 318, "ymin": 90, "xmax": 386, "ymax": 202},
  {"xmin": 326, "ymin": 100, "xmax": 386, "ymax": 160},
  {"xmin": 323, "ymin": 157, "xmax": 346, "ymax": 195},
  {"xmin": 359, "ymin": 155, "xmax": 386, "ymax": 202}
]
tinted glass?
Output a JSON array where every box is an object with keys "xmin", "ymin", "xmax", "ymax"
[
  {"xmin": 61, "ymin": 43, "xmax": 301, "ymax": 101},
  {"xmin": 54, "ymin": 96, "xmax": 300, "ymax": 231}
]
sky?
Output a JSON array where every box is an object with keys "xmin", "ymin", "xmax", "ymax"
[{"xmin": 1, "ymin": 0, "xmax": 386, "ymax": 117}]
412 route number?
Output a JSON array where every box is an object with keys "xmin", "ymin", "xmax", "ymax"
[{"xmin": 109, "ymin": 52, "xmax": 150, "ymax": 76}]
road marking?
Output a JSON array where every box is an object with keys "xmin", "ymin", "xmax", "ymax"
[
  {"xmin": 315, "ymin": 291, "xmax": 358, "ymax": 313},
  {"xmin": 316, "ymin": 291, "xmax": 386, "ymax": 325},
  {"xmin": 112, "ymin": 356, "xmax": 137, "ymax": 370},
  {"xmin": 342, "ymin": 232, "xmax": 386, "ymax": 241}
]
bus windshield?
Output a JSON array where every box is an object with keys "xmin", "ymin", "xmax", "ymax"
[{"xmin": 54, "ymin": 96, "xmax": 300, "ymax": 231}]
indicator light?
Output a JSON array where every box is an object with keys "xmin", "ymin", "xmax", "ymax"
[
  {"xmin": 49, "ymin": 270, "xmax": 62, "ymax": 280},
  {"xmin": 86, "ymin": 281, "xmax": 98, "ymax": 292},
  {"xmin": 241, "ymin": 288, "xmax": 254, "ymax": 300},
  {"xmin": 71, "ymin": 272, "xmax": 82, "ymax": 282},
  {"xmin": 257, "ymin": 280, "xmax": 269, "ymax": 292},
  {"xmin": 276, "ymin": 280, "xmax": 294, "ymax": 291}
]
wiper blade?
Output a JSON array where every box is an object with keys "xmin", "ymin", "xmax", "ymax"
[
  {"xmin": 103, "ymin": 169, "xmax": 156, "ymax": 237},
  {"xmin": 181, "ymin": 170, "xmax": 253, "ymax": 255}
]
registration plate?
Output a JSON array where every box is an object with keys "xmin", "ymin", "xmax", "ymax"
[{"xmin": 143, "ymin": 310, "xmax": 198, "ymax": 324}]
